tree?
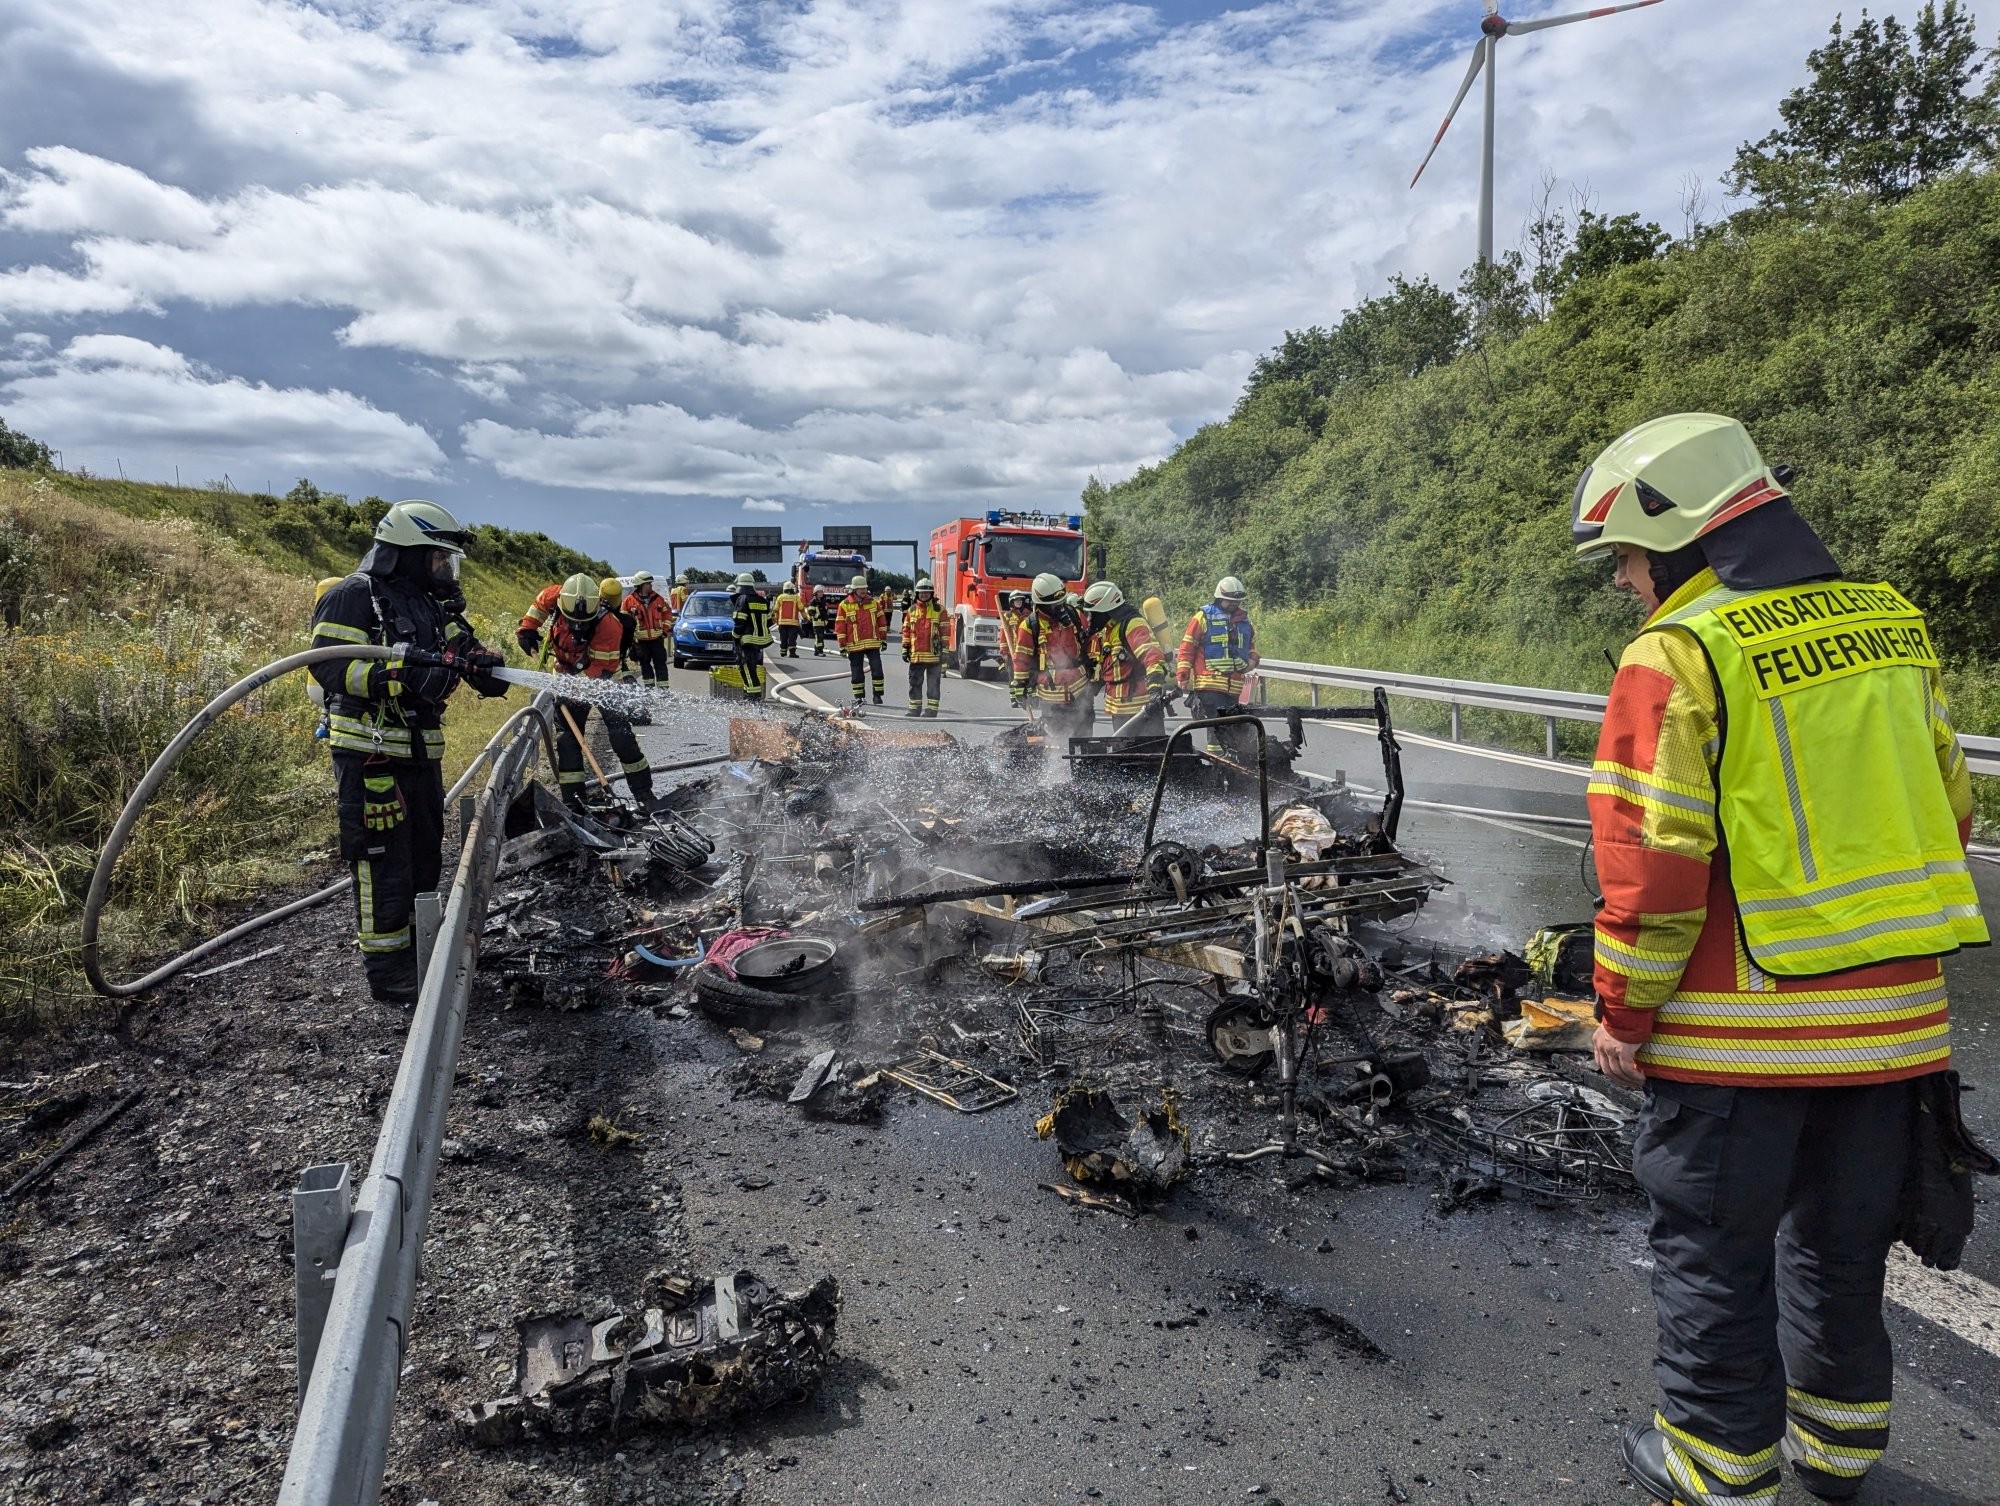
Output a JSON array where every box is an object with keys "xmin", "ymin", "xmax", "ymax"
[
  {"xmin": 1238, "ymin": 275, "xmax": 1468, "ymax": 408},
  {"xmin": 0, "ymin": 416, "xmax": 52, "ymax": 470},
  {"xmin": 1729, "ymin": 2, "xmax": 1994, "ymax": 208},
  {"xmin": 1557, "ymin": 210, "xmax": 1669, "ymax": 285}
]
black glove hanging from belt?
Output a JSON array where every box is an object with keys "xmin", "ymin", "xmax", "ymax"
[{"xmin": 1897, "ymin": 1069, "xmax": 2000, "ymax": 1271}]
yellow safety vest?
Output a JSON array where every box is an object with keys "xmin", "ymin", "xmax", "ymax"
[{"xmin": 1655, "ymin": 579, "xmax": 1986, "ymax": 975}]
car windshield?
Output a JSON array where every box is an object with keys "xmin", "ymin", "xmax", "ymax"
[
  {"xmin": 804, "ymin": 560, "xmax": 857, "ymax": 588},
  {"xmin": 684, "ymin": 592, "xmax": 734, "ymax": 617},
  {"xmin": 981, "ymin": 534, "xmax": 1084, "ymax": 580}
]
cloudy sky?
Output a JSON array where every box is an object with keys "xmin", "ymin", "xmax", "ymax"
[{"xmin": 0, "ymin": 0, "xmax": 1847, "ymax": 568}]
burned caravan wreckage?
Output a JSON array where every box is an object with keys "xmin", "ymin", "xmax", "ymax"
[{"xmin": 457, "ymin": 693, "xmax": 1637, "ymax": 1435}]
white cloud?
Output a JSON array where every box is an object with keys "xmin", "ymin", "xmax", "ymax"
[
  {"xmin": 0, "ymin": 335, "xmax": 446, "ymax": 480},
  {"xmin": 0, "ymin": 0, "xmax": 1837, "ymax": 521},
  {"xmin": 742, "ymin": 497, "xmax": 786, "ymax": 513}
]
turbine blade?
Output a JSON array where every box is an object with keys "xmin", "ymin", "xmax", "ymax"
[
  {"xmin": 1410, "ymin": 37, "xmax": 1489, "ymax": 189},
  {"xmin": 1507, "ymin": 0, "xmax": 1665, "ymax": 37}
]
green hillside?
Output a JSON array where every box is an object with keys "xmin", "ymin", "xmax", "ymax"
[{"xmin": 0, "ymin": 469, "xmax": 609, "ymax": 1031}]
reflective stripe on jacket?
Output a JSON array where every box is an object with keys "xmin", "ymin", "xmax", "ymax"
[
  {"xmin": 520, "ymin": 582, "xmax": 562, "ymax": 636},
  {"xmin": 1589, "ymin": 568, "xmax": 1981, "ymax": 1087},
  {"xmin": 901, "ymin": 601, "xmax": 952, "ymax": 663},
  {"xmin": 547, "ymin": 610, "xmax": 626, "ymax": 678},
  {"xmin": 1091, "ymin": 610, "xmax": 1165, "ymax": 715},
  {"xmin": 775, "ymin": 594, "xmax": 802, "ymax": 627},
  {"xmin": 734, "ymin": 592, "xmax": 773, "ymax": 647},
  {"xmin": 1011, "ymin": 607, "xmax": 1089, "ymax": 702},
  {"xmin": 835, "ymin": 595, "xmax": 887, "ymax": 651},
  {"xmin": 624, "ymin": 590, "xmax": 674, "ymax": 640},
  {"xmin": 1176, "ymin": 604, "xmax": 1257, "ymax": 693}
]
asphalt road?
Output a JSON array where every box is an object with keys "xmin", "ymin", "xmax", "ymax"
[{"xmin": 617, "ymin": 657, "xmax": 2000, "ymax": 1506}]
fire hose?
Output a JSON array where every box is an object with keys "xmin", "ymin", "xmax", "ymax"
[{"xmin": 80, "ymin": 644, "xmax": 560, "ymax": 999}]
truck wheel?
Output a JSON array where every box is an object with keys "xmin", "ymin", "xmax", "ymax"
[{"xmin": 955, "ymin": 641, "xmax": 978, "ymax": 680}]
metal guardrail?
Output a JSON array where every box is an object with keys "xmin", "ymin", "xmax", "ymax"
[
  {"xmin": 278, "ymin": 692, "xmax": 556, "ymax": 1506},
  {"xmin": 1253, "ymin": 657, "xmax": 2000, "ymax": 777}
]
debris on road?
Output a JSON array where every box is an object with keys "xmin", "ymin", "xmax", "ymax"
[
  {"xmin": 1038, "ymin": 1086, "xmax": 1189, "ymax": 1197},
  {"xmin": 457, "ymin": 1270, "xmax": 841, "ymax": 1442}
]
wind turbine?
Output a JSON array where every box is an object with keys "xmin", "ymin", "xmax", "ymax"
[{"xmin": 1410, "ymin": 0, "xmax": 1666, "ymax": 267}]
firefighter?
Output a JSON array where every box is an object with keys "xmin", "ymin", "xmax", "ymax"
[
  {"xmin": 517, "ymin": 572, "xmax": 656, "ymax": 812},
  {"xmin": 623, "ymin": 570, "xmax": 673, "ymax": 685},
  {"xmin": 805, "ymin": 584, "xmax": 832, "ymax": 656},
  {"xmin": 900, "ymin": 576, "xmax": 951, "ymax": 718},
  {"xmin": 600, "ymin": 575, "xmax": 638, "ymax": 675},
  {"xmin": 774, "ymin": 581, "xmax": 803, "ymax": 658},
  {"xmin": 835, "ymin": 574, "xmax": 888, "ymax": 706},
  {"xmin": 668, "ymin": 572, "xmax": 692, "ymax": 615},
  {"xmin": 732, "ymin": 572, "xmax": 773, "ymax": 699},
  {"xmin": 1082, "ymin": 581, "xmax": 1167, "ymax": 737},
  {"xmin": 1010, "ymin": 572, "xmax": 1093, "ymax": 741},
  {"xmin": 999, "ymin": 589, "xmax": 1029, "ymax": 652},
  {"xmin": 1176, "ymin": 576, "xmax": 1259, "ymax": 757},
  {"xmin": 1573, "ymin": 415, "xmax": 1988, "ymax": 1506},
  {"xmin": 309, "ymin": 501, "xmax": 507, "ymax": 1003}
]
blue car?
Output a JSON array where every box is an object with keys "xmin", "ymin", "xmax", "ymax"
[{"xmin": 671, "ymin": 590, "xmax": 740, "ymax": 669}]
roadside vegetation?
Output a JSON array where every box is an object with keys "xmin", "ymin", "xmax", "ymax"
[
  {"xmin": 0, "ymin": 467, "xmax": 607, "ymax": 1035},
  {"xmin": 1086, "ymin": 4, "xmax": 2000, "ymax": 805}
]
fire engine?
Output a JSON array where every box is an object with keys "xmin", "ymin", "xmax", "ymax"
[
  {"xmin": 792, "ymin": 545, "xmax": 869, "ymax": 610},
  {"xmin": 929, "ymin": 510, "xmax": 1090, "ymax": 678}
]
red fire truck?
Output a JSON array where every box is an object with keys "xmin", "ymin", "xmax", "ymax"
[
  {"xmin": 791, "ymin": 545, "xmax": 870, "ymax": 610},
  {"xmin": 929, "ymin": 510, "xmax": 1090, "ymax": 678}
]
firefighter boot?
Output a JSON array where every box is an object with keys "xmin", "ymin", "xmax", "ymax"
[
  {"xmin": 1620, "ymin": 1424, "xmax": 1683, "ymax": 1505},
  {"xmin": 366, "ymin": 952, "xmax": 420, "ymax": 1006}
]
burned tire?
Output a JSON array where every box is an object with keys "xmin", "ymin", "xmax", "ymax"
[{"xmin": 692, "ymin": 966, "xmax": 850, "ymax": 1028}]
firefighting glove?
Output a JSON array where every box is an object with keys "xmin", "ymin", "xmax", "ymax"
[
  {"xmin": 382, "ymin": 645, "xmax": 455, "ymax": 702},
  {"xmin": 361, "ymin": 774, "xmax": 406, "ymax": 832},
  {"xmin": 516, "ymin": 627, "xmax": 542, "ymax": 657},
  {"xmin": 1897, "ymin": 1070, "xmax": 1999, "ymax": 1271}
]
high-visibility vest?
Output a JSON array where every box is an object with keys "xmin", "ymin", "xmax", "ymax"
[
  {"xmin": 734, "ymin": 592, "xmax": 773, "ymax": 647},
  {"xmin": 624, "ymin": 590, "xmax": 673, "ymax": 640},
  {"xmin": 669, "ymin": 585, "xmax": 690, "ymax": 613},
  {"xmin": 775, "ymin": 593, "xmax": 801, "ymax": 627},
  {"xmin": 902, "ymin": 601, "xmax": 952, "ymax": 663},
  {"xmin": 1179, "ymin": 604, "xmax": 1254, "ymax": 692},
  {"xmin": 1656, "ymin": 579, "xmax": 1986, "ymax": 975}
]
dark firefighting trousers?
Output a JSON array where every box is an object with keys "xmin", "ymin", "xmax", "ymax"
[
  {"xmin": 1634, "ymin": 1077, "xmax": 1916, "ymax": 1502},
  {"xmin": 334, "ymin": 751, "xmax": 444, "ymax": 993},
  {"xmin": 810, "ymin": 617, "xmax": 828, "ymax": 655},
  {"xmin": 1188, "ymin": 690, "xmax": 1259, "ymax": 760},
  {"xmin": 555, "ymin": 699, "xmax": 654, "ymax": 808},
  {"xmin": 737, "ymin": 643, "xmax": 766, "ymax": 697},
  {"xmin": 907, "ymin": 659, "xmax": 942, "ymax": 715},
  {"xmin": 778, "ymin": 624, "xmax": 800, "ymax": 657},
  {"xmin": 632, "ymin": 637, "xmax": 669, "ymax": 685},
  {"xmin": 848, "ymin": 647, "xmax": 884, "ymax": 702}
]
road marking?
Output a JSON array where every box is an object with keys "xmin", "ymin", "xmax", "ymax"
[{"xmin": 1885, "ymin": 1247, "xmax": 2000, "ymax": 1360}]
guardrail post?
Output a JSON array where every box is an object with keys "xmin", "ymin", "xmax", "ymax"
[
  {"xmin": 293, "ymin": 1162, "xmax": 352, "ymax": 1407},
  {"xmin": 1545, "ymin": 717, "xmax": 1558, "ymax": 761},
  {"xmin": 1449, "ymin": 703, "xmax": 1461, "ymax": 742},
  {"xmin": 413, "ymin": 892, "xmax": 442, "ymax": 990},
  {"xmin": 1309, "ymin": 683, "xmax": 1320, "ymax": 707},
  {"xmin": 459, "ymin": 795, "xmax": 476, "ymax": 846}
]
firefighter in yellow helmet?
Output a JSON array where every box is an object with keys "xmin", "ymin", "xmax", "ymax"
[
  {"xmin": 1009, "ymin": 572, "xmax": 1092, "ymax": 740},
  {"xmin": 899, "ymin": 576, "xmax": 952, "ymax": 717},
  {"xmin": 1575, "ymin": 415, "xmax": 1990, "ymax": 1506},
  {"xmin": 623, "ymin": 570, "xmax": 672, "ymax": 685},
  {"xmin": 518, "ymin": 573, "xmax": 655, "ymax": 812},
  {"xmin": 731, "ymin": 572, "xmax": 772, "ymax": 699},
  {"xmin": 835, "ymin": 574, "xmax": 888, "ymax": 706},
  {"xmin": 308, "ymin": 501, "xmax": 507, "ymax": 1003}
]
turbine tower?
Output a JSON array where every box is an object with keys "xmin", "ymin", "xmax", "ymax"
[{"xmin": 1410, "ymin": 0, "xmax": 1666, "ymax": 267}]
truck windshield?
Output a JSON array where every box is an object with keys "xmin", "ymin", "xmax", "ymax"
[
  {"xmin": 804, "ymin": 561, "xmax": 856, "ymax": 589},
  {"xmin": 981, "ymin": 534, "xmax": 1084, "ymax": 580}
]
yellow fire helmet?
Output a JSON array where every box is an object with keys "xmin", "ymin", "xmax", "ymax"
[
  {"xmin": 599, "ymin": 576, "xmax": 624, "ymax": 605},
  {"xmin": 557, "ymin": 572, "xmax": 601, "ymax": 622},
  {"xmin": 1572, "ymin": 413, "xmax": 1788, "ymax": 561}
]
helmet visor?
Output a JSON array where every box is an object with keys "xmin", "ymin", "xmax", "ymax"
[{"xmin": 1570, "ymin": 463, "xmax": 1613, "ymax": 560}]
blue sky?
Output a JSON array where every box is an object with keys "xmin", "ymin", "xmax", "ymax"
[{"xmin": 0, "ymin": 1, "xmax": 1851, "ymax": 573}]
